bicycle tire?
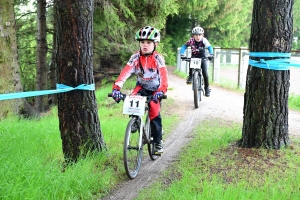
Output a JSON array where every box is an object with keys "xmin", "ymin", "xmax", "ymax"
[
  {"xmin": 145, "ymin": 115, "xmax": 158, "ymax": 160},
  {"xmin": 199, "ymin": 72, "xmax": 203, "ymax": 102},
  {"xmin": 193, "ymin": 71, "xmax": 200, "ymax": 108},
  {"xmin": 123, "ymin": 116, "xmax": 143, "ymax": 179}
]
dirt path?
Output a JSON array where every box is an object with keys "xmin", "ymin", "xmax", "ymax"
[{"xmin": 101, "ymin": 66, "xmax": 300, "ymax": 200}]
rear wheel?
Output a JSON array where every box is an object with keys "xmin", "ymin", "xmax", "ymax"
[
  {"xmin": 193, "ymin": 71, "xmax": 201, "ymax": 108},
  {"xmin": 123, "ymin": 117, "xmax": 143, "ymax": 179}
]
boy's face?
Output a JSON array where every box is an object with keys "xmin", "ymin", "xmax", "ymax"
[
  {"xmin": 139, "ymin": 40, "xmax": 156, "ymax": 54},
  {"xmin": 193, "ymin": 34, "xmax": 203, "ymax": 42}
]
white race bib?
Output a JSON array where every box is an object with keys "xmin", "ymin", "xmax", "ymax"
[
  {"xmin": 123, "ymin": 95, "xmax": 146, "ymax": 116},
  {"xmin": 190, "ymin": 58, "xmax": 202, "ymax": 69}
]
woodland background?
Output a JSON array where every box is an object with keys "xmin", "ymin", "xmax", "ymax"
[{"xmin": 1, "ymin": 0, "xmax": 300, "ymax": 116}]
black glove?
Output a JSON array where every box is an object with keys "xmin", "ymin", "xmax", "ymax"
[
  {"xmin": 208, "ymin": 55, "xmax": 214, "ymax": 61},
  {"xmin": 180, "ymin": 55, "xmax": 185, "ymax": 59}
]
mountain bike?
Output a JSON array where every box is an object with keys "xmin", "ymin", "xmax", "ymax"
[
  {"xmin": 181, "ymin": 56, "xmax": 212, "ymax": 108},
  {"xmin": 108, "ymin": 93, "xmax": 167, "ymax": 179}
]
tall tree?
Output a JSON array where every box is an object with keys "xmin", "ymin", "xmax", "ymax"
[
  {"xmin": 35, "ymin": 0, "xmax": 49, "ymax": 112},
  {"xmin": 56, "ymin": 0, "xmax": 105, "ymax": 162},
  {"xmin": 238, "ymin": 0, "xmax": 293, "ymax": 149},
  {"xmin": 203, "ymin": 0, "xmax": 253, "ymax": 47},
  {"xmin": 0, "ymin": 0, "xmax": 37, "ymax": 118},
  {"xmin": 49, "ymin": 0, "xmax": 58, "ymax": 105}
]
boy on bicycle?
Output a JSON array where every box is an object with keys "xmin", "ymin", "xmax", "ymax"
[
  {"xmin": 180, "ymin": 26, "xmax": 213, "ymax": 97},
  {"xmin": 111, "ymin": 26, "xmax": 168, "ymax": 154}
]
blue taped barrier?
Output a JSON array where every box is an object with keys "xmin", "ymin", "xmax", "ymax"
[
  {"xmin": 249, "ymin": 52, "xmax": 300, "ymax": 70},
  {"xmin": 0, "ymin": 84, "xmax": 95, "ymax": 101}
]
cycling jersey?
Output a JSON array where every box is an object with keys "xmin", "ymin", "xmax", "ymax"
[
  {"xmin": 180, "ymin": 37, "xmax": 213, "ymax": 58},
  {"xmin": 113, "ymin": 51, "xmax": 168, "ymax": 94}
]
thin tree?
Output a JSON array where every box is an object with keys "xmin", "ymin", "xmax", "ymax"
[
  {"xmin": 36, "ymin": 0, "xmax": 49, "ymax": 112},
  {"xmin": 238, "ymin": 0, "xmax": 293, "ymax": 149},
  {"xmin": 49, "ymin": 0, "xmax": 58, "ymax": 105},
  {"xmin": 56, "ymin": 0, "xmax": 106, "ymax": 162},
  {"xmin": 0, "ymin": 0, "xmax": 37, "ymax": 118}
]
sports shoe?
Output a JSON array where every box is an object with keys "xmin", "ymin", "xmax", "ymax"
[
  {"xmin": 153, "ymin": 142, "xmax": 164, "ymax": 154},
  {"xmin": 205, "ymin": 87, "xmax": 211, "ymax": 97},
  {"xmin": 186, "ymin": 76, "xmax": 192, "ymax": 84}
]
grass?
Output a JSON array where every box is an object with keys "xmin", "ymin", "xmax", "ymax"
[
  {"xmin": 0, "ymin": 79, "xmax": 179, "ymax": 199},
  {"xmin": 136, "ymin": 120, "xmax": 300, "ymax": 200},
  {"xmin": 289, "ymin": 94, "xmax": 300, "ymax": 111},
  {"xmin": 1, "ymin": 72, "xmax": 300, "ymax": 199}
]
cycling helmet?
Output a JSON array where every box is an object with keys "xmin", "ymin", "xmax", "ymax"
[
  {"xmin": 135, "ymin": 26, "xmax": 161, "ymax": 42},
  {"xmin": 192, "ymin": 26, "xmax": 204, "ymax": 35}
]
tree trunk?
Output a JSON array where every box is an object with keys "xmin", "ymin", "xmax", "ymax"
[
  {"xmin": 238, "ymin": 0, "xmax": 293, "ymax": 149},
  {"xmin": 0, "ymin": 0, "xmax": 38, "ymax": 119},
  {"xmin": 56, "ymin": 0, "xmax": 106, "ymax": 162},
  {"xmin": 36, "ymin": 0, "xmax": 49, "ymax": 112},
  {"xmin": 49, "ymin": 0, "xmax": 58, "ymax": 106}
]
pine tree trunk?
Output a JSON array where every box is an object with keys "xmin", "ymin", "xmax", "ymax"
[
  {"xmin": 56, "ymin": 0, "xmax": 106, "ymax": 162},
  {"xmin": 0, "ymin": 0, "xmax": 37, "ymax": 119},
  {"xmin": 238, "ymin": 0, "xmax": 293, "ymax": 149},
  {"xmin": 36, "ymin": 0, "xmax": 49, "ymax": 112},
  {"xmin": 49, "ymin": 0, "xmax": 58, "ymax": 106}
]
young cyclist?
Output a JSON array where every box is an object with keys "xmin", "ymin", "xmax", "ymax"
[
  {"xmin": 180, "ymin": 26, "xmax": 213, "ymax": 97},
  {"xmin": 111, "ymin": 26, "xmax": 168, "ymax": 154}
]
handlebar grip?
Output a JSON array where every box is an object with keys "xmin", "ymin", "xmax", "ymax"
[{"xmin": 108, "ymin": 93, "xmax": 112, "ymax": 97}]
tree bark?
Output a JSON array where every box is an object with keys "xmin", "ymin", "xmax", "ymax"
[
  {"xmin": 36, "ymin": 0, "xmax": 49, "ymax": 112},
  {"xmin": 49, "ymin": 0, "xmax": 58, "ymax": 106},
  {"xmin": 56, "ymin": 0, "xmax": 106, "ymax": 162},
  {"xmin": 0, "ymin": 0, "xmax": 38, "ymax": 119},
  {"xmin": 239, "ymin": 0, "xmax": 293, "ymax": 149}
]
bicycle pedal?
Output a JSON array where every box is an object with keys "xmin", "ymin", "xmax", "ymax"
[{"xmin": 153, "ymin": 152, "xmax": 163, "ymax": 156}]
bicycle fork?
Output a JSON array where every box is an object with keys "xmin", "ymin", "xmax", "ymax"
[{"xmin": 137, "ymin": 117, "xmax": 144, "ymax": 150}]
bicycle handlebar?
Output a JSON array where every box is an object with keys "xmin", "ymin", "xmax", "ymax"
[
  {"xmin": 107, "ymin": 93, "xmax": 167, "ymax": 101},
  {"xmin": 181, "ymin": 55, "xmax": 213, "ymax": 61}
]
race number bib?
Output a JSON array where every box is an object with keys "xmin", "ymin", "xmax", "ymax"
[
  {"xmin": 190, "ymin": 58, "xmax": 202, "ymax": 69},
  {"xmin": 123, "ymin": 95, "xmax": 146, "ymax": 116}
]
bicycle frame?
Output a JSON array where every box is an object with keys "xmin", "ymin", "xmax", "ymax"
[
  {"xmin": 181, "ymin": 57, "xmax": 205, "ymax": 108},
  {"xmin": 108, "ymin": 93, "xmax": 166, "ymax": 179},
  {"xmin": 190, "ymin": 58, "xmax": 203, "ymax": 91},
  {"xmin": 123, "ymin": 95, "xmax": 150, "ymax": 147}
]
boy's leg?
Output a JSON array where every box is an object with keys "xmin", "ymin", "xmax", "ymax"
[
  {"xmin": 202, "ymin": 60, "xmax": 211, "ymax": 97},
  {"xmin": 186, "ymin": 67, "xmax": 192, "ymax": 84},
  {"xmin": 149, "ymin": 101, "xmax": 164, "ymax": 154}
]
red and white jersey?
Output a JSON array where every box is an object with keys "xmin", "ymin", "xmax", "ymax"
[{"xmin": 113, "ymin": 51, "xmax": 168, "ymax": 93}]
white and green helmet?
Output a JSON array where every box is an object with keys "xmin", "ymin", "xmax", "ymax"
[
  {"xmin": 192, "ymin": 26, "xmax": 204, "ymax": 35},
  {"xmin": 135, "ymin": 26, "xmax": 160, "ymax": 42}
]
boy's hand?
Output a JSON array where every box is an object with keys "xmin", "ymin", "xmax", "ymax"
[
  {"xmin": 112, "ymin": 89, "xmax": 123, "ymax": 103},
  {"xmin": 153, "ymin": 91, "xmax": 164, "ymax": 102}
]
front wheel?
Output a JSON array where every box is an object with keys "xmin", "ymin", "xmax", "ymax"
[
  {"xmin": 193, "ymin": 71, "xmax": 201, "ymax": 108},
  {"xmin": 123, "ymin": 116, "xmax": 143, "ymax": 179}
]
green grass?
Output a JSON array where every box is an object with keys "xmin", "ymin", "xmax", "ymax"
[
  {"xmin": 1, "ymin": 72, "xmax": 300, "ymax": 199},
  {"xmin": 136, "ymin": 120, "xmax": 300, "ymax": 200},
  {"xmin": 0, "ymin": 81, "xmax": 179, "ymax": 199},
  {"xmin": 289, "ymin": 94, "xmax": 300, "ymax": 111}
]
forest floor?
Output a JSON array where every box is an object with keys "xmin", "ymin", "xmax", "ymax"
[{"xmin": 101, "ymin": 66, "xmax": 300, "ymax": 200}]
